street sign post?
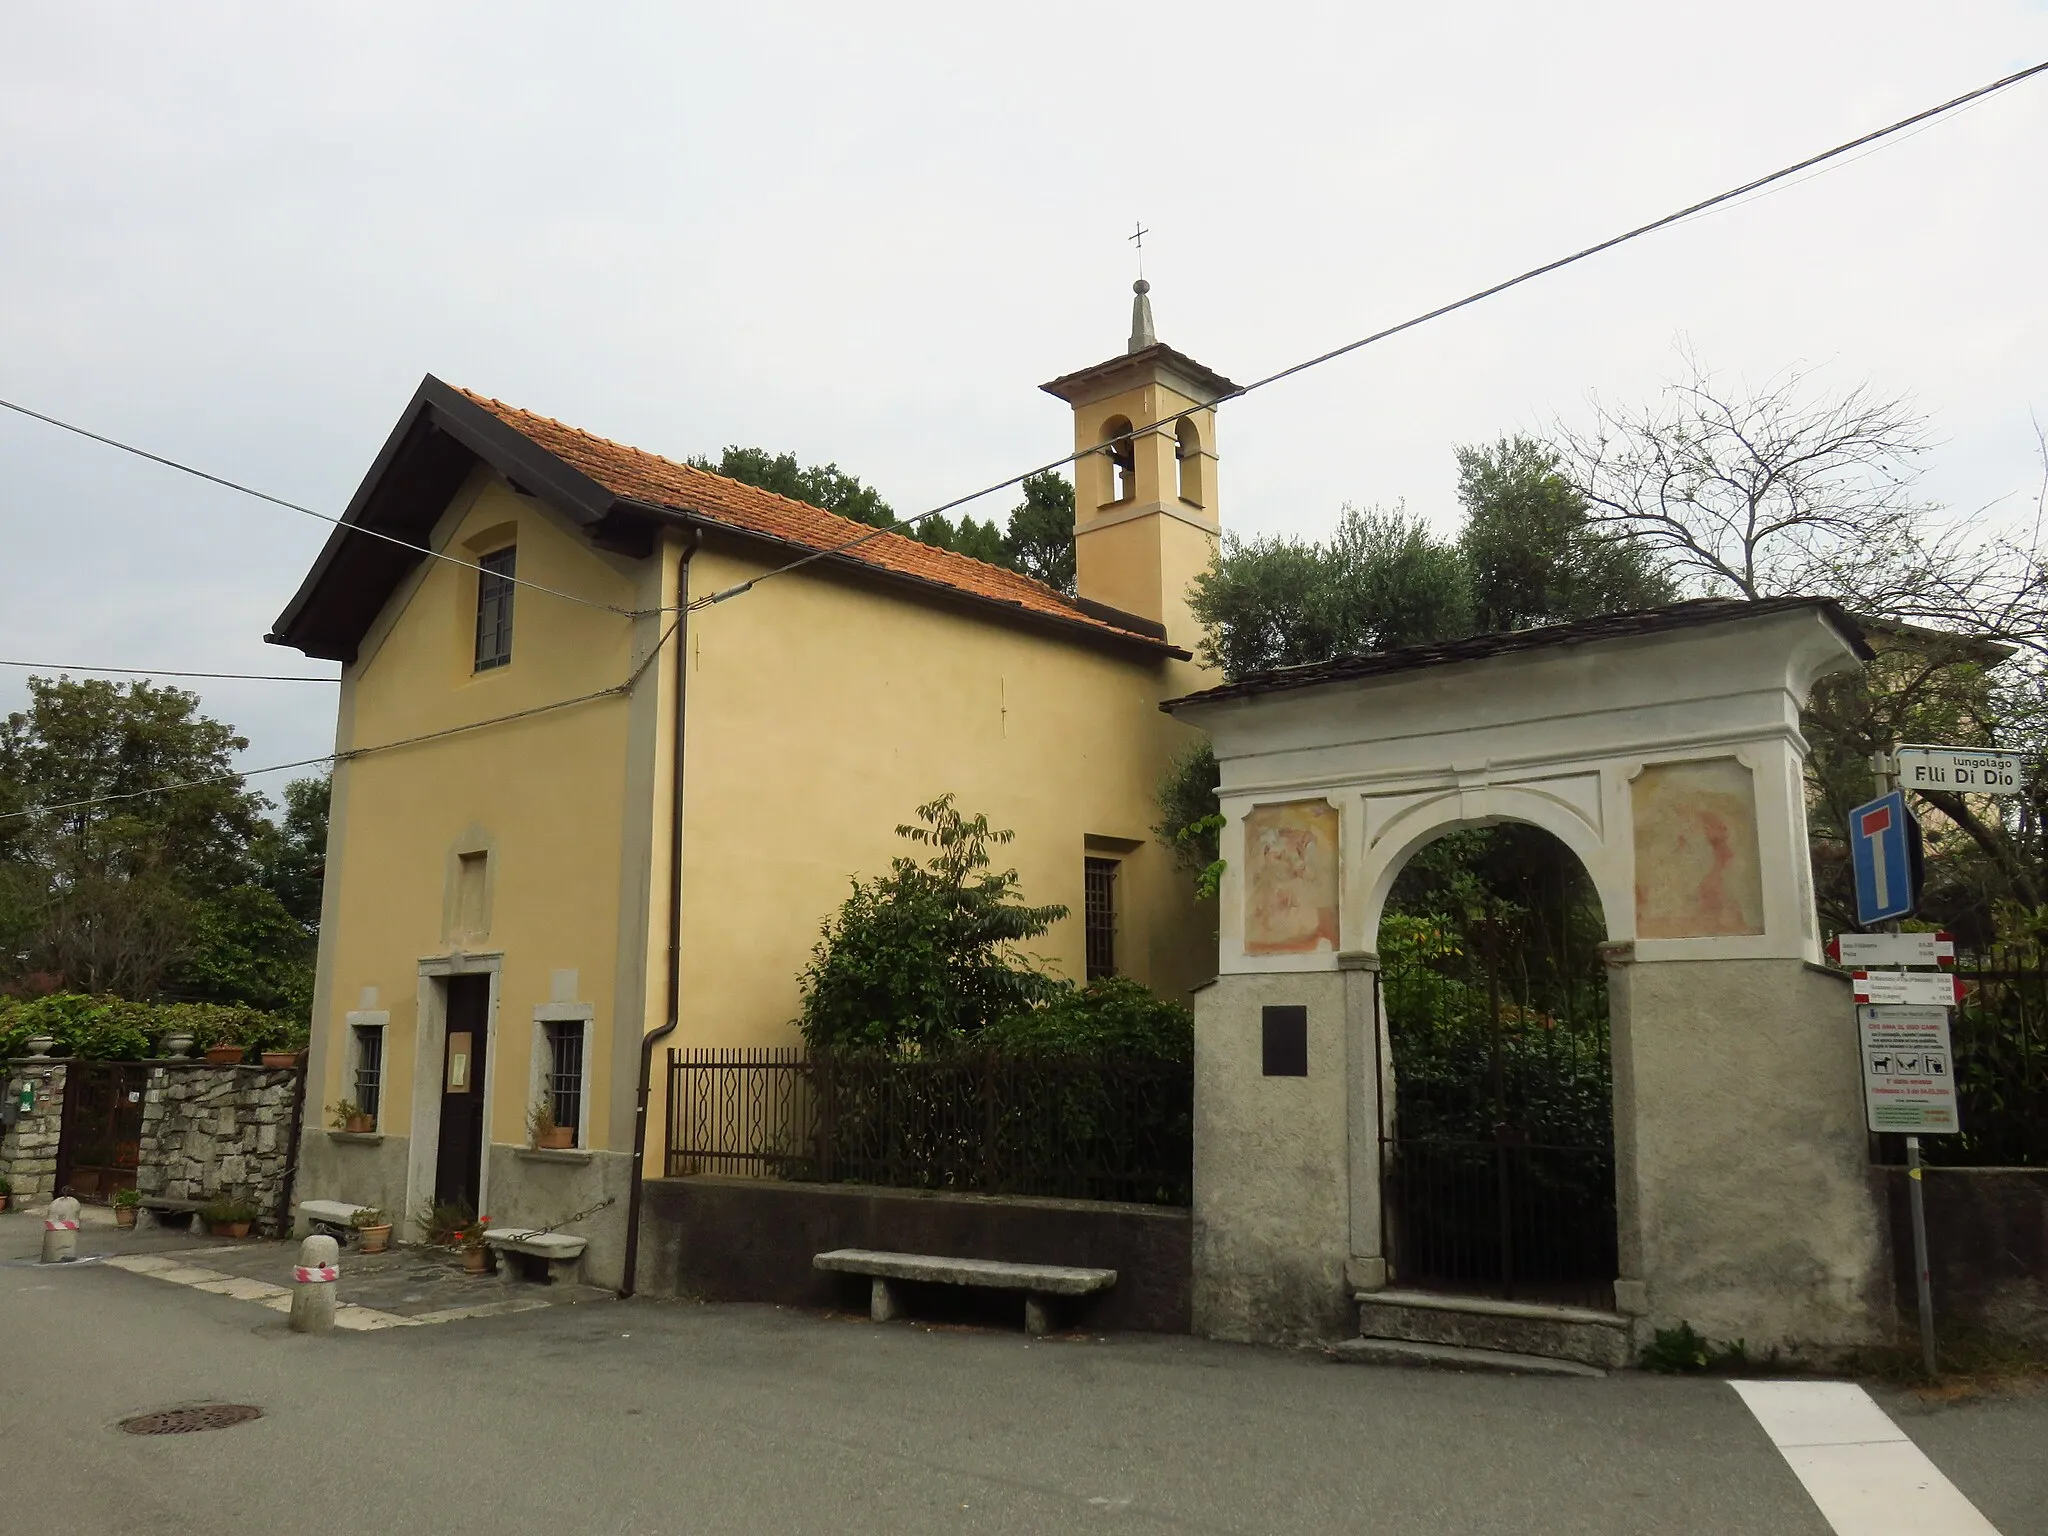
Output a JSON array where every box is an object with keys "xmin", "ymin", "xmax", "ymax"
[
  {"xmin": 1894, "ymin": 745, "xmax": 2025, "ymax": 796},
  {"xmin": 1856, "ymin": 1005, "xmax": 1962, "ymax": 1134},
  {"xmin": 1847, "ymin": 789, "xmax": 1918, "ymax": 926}
]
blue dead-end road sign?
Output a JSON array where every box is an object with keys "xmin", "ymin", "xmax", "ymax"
[{"xmin": 1848, "ymin": 789, "xmax": 1917, "ymax": 925}]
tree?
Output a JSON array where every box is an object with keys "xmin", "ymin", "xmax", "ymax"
[
  {"xmin": 1188, "ymin": 504, "xmax": 1474, "ymax": 679},
  {"xmin": 1555, "ymin": 348, "xmax": 1955, "ymax": 613},
  {"xmin": 0, "ymin": 677, "xmax": 272, "ymax": 998},
  {"xmin": 688, "ymin": 447, "xmax": 898, "ymax": 531},
  {"xmin": 796, "ymin": 794, "xmax": 1068, "ymax": 1050},
  {"xmin": 176, "ymin": 884, "xmax": 316, "ymax": 1017},
  {"xmin": 1003, "ymin": 472, "xmax": 1077, "ymax": 595},
  {"xmin": 254, "ymin": 775, "xmax": 330, "ymax": 930},
  {"xmin": 1456, "ymin": 436, "xmax": 1673, "ymax": 631}
]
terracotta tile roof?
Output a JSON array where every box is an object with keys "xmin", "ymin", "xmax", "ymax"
[{"xmin": 452, "ymin": 387, "xmax": 1165, "ymax": 647}]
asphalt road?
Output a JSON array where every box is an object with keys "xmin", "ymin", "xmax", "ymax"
[{"xmin": 2, "ymin": 1212, "xmax": 2039, "ymax": 1535}]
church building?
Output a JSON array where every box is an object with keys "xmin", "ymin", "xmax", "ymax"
[{"xmin": 268, "ymin": 285, "xmax": 1231, "ymax": 1288}]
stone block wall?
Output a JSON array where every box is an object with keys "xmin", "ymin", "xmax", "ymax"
[
  {"xmin": 136, "ymin": 1065, "xmax": 303, "ymax": 1234},
  {"xmin": 0, "ymin": 1061, "xmax": 68, "ymax": 1205}
]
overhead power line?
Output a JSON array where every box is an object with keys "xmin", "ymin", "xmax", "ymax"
[
  {"xmin": 0, "ymin": 659, "xmax": 338, "ymax": 683},
  {"xmin": 689, "ymin": 57, "xmax": 2048, "ymax": 612},
  {"xmin": 0, "ymin": 396, "xmax": 645, "ymax": 620},
  {"xmin": 0, "ymin": 618, "xmax": 682, "ymax": 824}
]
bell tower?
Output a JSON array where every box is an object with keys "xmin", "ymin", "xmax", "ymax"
[{"xmin": 1041, "ymin": 282, "xmax": 1237, "ymax": 655}]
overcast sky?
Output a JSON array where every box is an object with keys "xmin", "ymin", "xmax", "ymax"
[{"xmin": 3, "ymin": 3, "xmax": 2045, "ymax": 796}]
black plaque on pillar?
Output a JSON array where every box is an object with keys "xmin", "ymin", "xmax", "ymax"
[{"xmin": 1261, "ymin": 1005, "xmax": 1308, "ymax": 1076}]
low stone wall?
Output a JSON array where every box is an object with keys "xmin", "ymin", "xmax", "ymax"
[
  {"xmin": 1882, "ymin": 1166, "xmax": 2048, "ymax": 1344},
  {"xmin": 137, "ymin": 1064, "xmax": 303, "ymax": 1233},
  {"xmin": 638, "ymin": 1175, "xmax": 1193, "ymax": 1332},
  {"xmin": 0, "ymin": 1061, "xmax": 69, "ymax": 1204}
]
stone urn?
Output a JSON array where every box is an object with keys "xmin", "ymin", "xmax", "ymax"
[
  {"xmin": 23, "ymin": 1035, "xmax": 55, "ymax": 1059},
  {"xmin": 161, "ymin": 1032, "xmax": 194, "ymax": 1059}
]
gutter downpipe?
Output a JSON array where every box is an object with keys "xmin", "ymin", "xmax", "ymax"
[{"xmin": 620, "ymin": 530, "xmax": 698, "ymax": 1298}]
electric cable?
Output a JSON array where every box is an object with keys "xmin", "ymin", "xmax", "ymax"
[
  {"xmin": 685, "ymin": 57, "xmax": 2048, "ymax": 612},
  {"xmin": 1, "ymin": 659, "xmax": 337, "ymax": 682},
  {"xmin": 0, "ymin": 396, "xmax": 644, "ymax": 620},
  {"xmin": 0, "ymin": 617, "xmax": 682, "ymax": 823}
]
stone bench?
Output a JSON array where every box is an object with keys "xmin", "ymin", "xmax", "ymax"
[
  {"xmin": 483, "ymin": 1228, "xmax": 588, "ymax": 1284},
  {"xmin": 813, "ymin": 1248, "xmax": 1117, "ymax": 1337},
  {"xmin": 296, "ymin": 1199, "xmax": 376, "ymax": 1234}
]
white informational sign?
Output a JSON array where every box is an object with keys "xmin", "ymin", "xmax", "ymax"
[
  {"xmin": 1895, "ymin": 746, "xmax": 2026, "ymax": 796},
  {"xmin": 1833, "ymin": 932, "xmax": 1954, "ymax": 967},
  {"xmin": 1853, "ymin": 970, "xmax": 1962, "ymax": 1006},
  {"xmin": 1856, "ymin": 1006, "xmax": 1961, "ymax": 1134}
]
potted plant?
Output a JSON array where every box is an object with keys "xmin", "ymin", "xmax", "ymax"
[
  {"xmin": 456, "ymin": 1215, "xmax": 493, "ymax": 1275},
  {"xmin": 260, "ymin": 1050, "xmax": 297, "ymax": 1068},
  {"xmin": 205, "ymin": 1042, "xmax": 246, "ymax": 1065},
  {"xmin": 160, "ymin": 1030, "xmax": 194, "ymax": 1058},
  {"xmin": 529, "ymin": 1094, "xmax": 574, "ymax": 1151},
  {"xmin": 200, "ymin": 1196, "xmax": 259, "ymax": 1238},
  {"xmin": 23, "ymin": 1034, "xmax": 55, "ymax": 1058},
  {"xmin": 113, "ymin": 1187, "xmax": 142, "ymax": 1229},
  {"xmin": 328, "ymin": 1099, "xmax": 376, "ymax": 1135},
  {"xmin": 350, "ymin": 1206, "xmax": 394, "ymax": 1255}
]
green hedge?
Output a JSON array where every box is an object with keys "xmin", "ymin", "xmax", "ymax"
[{"xmin": 0, "ymin": 994, "xmax": 308, "ymax": 1062}]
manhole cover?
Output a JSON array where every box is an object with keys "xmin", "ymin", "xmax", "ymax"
[{"xmin": 117, "ymin": 1404, "xmax": 264, "ymax": 1436}]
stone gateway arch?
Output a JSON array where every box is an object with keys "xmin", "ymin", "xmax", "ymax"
[{"xmin": 1165, "ymin": 598, "xmax": 1893, "ymax": 1355}]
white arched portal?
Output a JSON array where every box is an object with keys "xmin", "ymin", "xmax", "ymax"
[{"xmin": 1166, "ymin": 599, "xmax": 1893, "ymax": 1354}]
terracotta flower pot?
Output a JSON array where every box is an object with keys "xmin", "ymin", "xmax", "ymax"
[
  {"xmin": 535, "ymin": 1126, "xmax": 574, "ymax": 1151},
  {"xmin": 210, "ymin": 1219, "xmax": 253, "ymax": 1239},
  {"xmin": 205, "ymin": 1045, "xmax": 245, "ymax": 1065},
  {"xmin": 461, "ymin": 1246, "xmax": 490, "ymax": 1275},
  {"xmin": 114, "ymin": 1205, "xmax": 137, "ymax": 1229},
  {"xmin": 344, "ymin": 1114, "xmax": 376, "ymax": 1135},
  {"xmin": 357, "ymin": 1223, "xmax": 392, "ymax": 1255},
  {"xmin": 260, "ymin": 1052, "xmax": 296, "ymax": 1068}
]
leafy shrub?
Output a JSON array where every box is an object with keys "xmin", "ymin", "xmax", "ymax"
[
  {"xmin": 1642, "ymin": 1322, "xmax": 1752, "ymax": 1374},
  {"xmin": 797, "ymin": 795, "xmax": 1067, "ymax": 1051},
  {"xmin": 984, "ymin": 976, "xmax": 1193, "ymax": 1061},
  {"xmin": 0, "ymin": 993, "xmax": 306, "ymax": 1061}
]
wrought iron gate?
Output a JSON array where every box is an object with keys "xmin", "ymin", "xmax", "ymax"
[
  {"xmin": 1378, "ymin": 901, "xmax": 1618, "ymax": 1309},
  {"xmin": 56, "ymin": 1061, "xmax": 149, "ymax": 1202}
]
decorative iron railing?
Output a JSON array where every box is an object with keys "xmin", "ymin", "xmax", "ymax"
[{"xmin": 665, "ymin": 1046, "xmax": 1193, "ymax": 1206}]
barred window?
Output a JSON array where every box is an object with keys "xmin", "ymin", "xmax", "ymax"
[
  {"xmin": 352, "ymin": 1024, "xmax": 384, "ymax": 1124},
  {"xmin": 1084, "ymin": 857, "xmax": 1119, "ymax": 981},
  {"xmin": 545, "ymin": 1021, "xmax": 585, "ymax": 1147},
  {"xmin": 474, "ymin": 546, "xmax": 516, "ymax": 671}
]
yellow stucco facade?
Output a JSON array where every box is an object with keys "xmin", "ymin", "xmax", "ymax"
[{"xmin": 284, "ymin": 327, "xmax": 1230, "ymax": 1287}]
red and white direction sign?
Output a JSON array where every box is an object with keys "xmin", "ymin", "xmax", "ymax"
[
  {"xmin": 1856, "ymin": 1006, "xmax": 1961, "ymax": 1133},
  {"xmin": 1852, "ymin": 970, "xmax": 1963, "ymax": 1006},
  {"xmin": 1831, "ymin": 932, "xmax": 1954, "ymax": 968}
]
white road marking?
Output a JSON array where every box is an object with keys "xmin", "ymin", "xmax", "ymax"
[
  {"xmin": 1730, "ymin": 1380, "xmax": 2001, "ymax": 1535},
  {"xmin": 102, "ymin": 1248, "xmax": 528, "ymax": 1329}
]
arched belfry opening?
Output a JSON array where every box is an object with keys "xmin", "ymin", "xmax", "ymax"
[
  {"xmin": 1100, "ymin": 416, "xmax": 1137, "ymax": 506},
  {"xmin": 1166, "ymin": 599, "xmax": 1895, "ymax": 1357},
  {"xmin": 1376, "ymin": 822, "xmax": 1617, "ymax": 1308},
  {"xmin": 1174, "ymin": 417, "xmax": 1205, "ymax": 506}
]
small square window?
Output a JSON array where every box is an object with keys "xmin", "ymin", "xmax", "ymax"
[
  {"xmin": 352, "ymin": 1024, "xmax": 385, "ymax": 1123},
  {"xmin": 474, "ymin": 546, "xmax": 516, "ymax": 671},
  {"xmin": 1084, "ymin": 857, "xmax": 1119, "ymax": 981},
  {"xmin": 544, "ymin": 1021, "xmax": 585, "ymax": 1147}
]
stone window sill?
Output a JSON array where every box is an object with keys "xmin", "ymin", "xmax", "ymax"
[
  {"xmin": 326, "ymin": 1130, "xmax": 385, "ymax": 1145},
  {"xmin": 515, "ymin": 1147, "xmax": 593, "ymax": 1166}
]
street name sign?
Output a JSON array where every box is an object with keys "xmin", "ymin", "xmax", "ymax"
[
  {"xmin": 1856, "ymin": 1005, "xmax": 1961, "ymax": 1134},
  {"xmin": 1852, "ymin": 970, "xmax": 1962, "ymax": 1006},
  {"xmin": 1895, "ymin": 746, "xmax": 2025, "ymax": 796},
  {"xmin": 1847, "ymin": 789, "xmax": 1916, "ymax": 925},
  {"xmin": 1831, "ymin": 932, "xmax": 1954, "ymax": 967}
]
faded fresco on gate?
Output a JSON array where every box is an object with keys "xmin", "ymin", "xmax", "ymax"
[
  {"xmin": 1243, "ymin": 800, "xmax": 1341, "ymax": 954},
  {"xmin": 1631, "ymin": 758, "xmax": 1766, "ymax": 938}
]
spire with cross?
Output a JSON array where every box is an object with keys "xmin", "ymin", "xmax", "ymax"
[{"xmin": 1127, "ymin": 220, "xmax": 1156, "ymax": 353}]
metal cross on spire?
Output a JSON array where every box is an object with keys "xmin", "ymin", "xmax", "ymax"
[{"xmin": 1130, "ymin": 220, "xmax": 1148, "ymax": 279}]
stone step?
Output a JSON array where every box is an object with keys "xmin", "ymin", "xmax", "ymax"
[
  {"xmin": 1329, "ymin": 1337, "xmax": 1607, "ymax": 1379},
  {"xmin": 1355, "ymin": 1288, "xmax": 1633, "ymax": 1370}
]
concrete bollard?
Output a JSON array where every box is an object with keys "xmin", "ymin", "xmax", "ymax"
[
  {"xmin": 289, "ymin": 1234, "xmax": 340, "ymax": 1334},
  {"xmin": 40, "ymin": 1195, "xmax": 81, "ymax": 1264}
]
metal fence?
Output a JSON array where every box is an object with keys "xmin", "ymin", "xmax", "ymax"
[
  {"xmin": 665, "ymin": 1046, "xmax": 1193, "ymax": 1206},
  {"xmin": 1904, "ymin": 950, "xmax": 2048, "ymax": 1167}
]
